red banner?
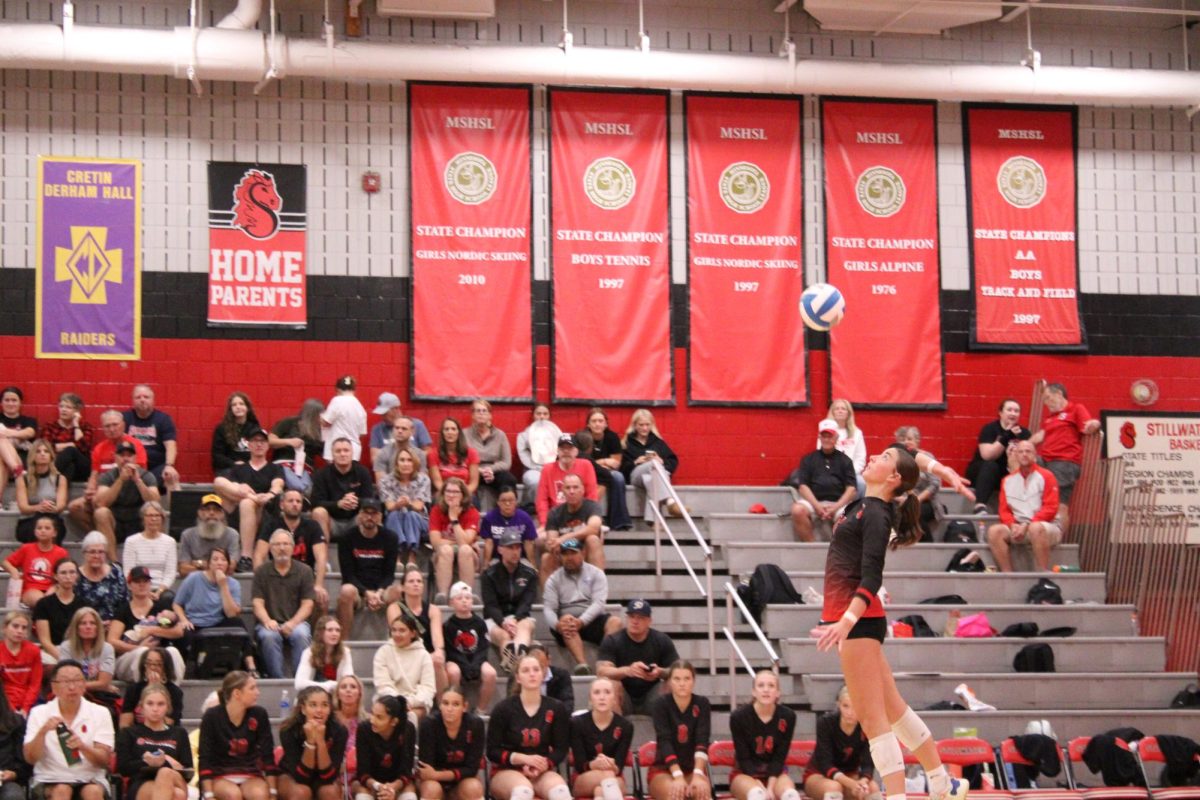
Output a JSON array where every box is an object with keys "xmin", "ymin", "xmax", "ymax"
[
  {"xmin": 686, "ymin": 94, "xmax": 806, "ymax": 405},
  {"xmin": 966, "ymin": 105, "xmax": 1082, "ymax": 348},
  {"xmin": 823, "ymin": 99, "xmax": 944, "ymax": 407},
  {"xmin": 410, "ymin": 83, "xmax": 533, "ymax": 400},
  {"xmin": 550, "ymin": 89, "xmax": 672, "ymax": 404}
]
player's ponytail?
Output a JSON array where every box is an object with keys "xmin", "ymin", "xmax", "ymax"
[{"xmin": 887, "ymin": 445, "xmax": 923, "ymax": 549}]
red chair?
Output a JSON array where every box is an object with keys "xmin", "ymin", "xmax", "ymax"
[
  {"xmin": 788, "ymin": 740, "xmax": 816, "ymax": 769},
  {"xmin": 1134, "ymin": 736, "xmax": 1200, "ymax": 800},
  {"xmin": 937, "ymin": 737, "xmax": 1015, "ymax": 800},
  {"xmin": 1064, "ymin": 737, "xmax": 1149, "ymax": 800},
  {"xmin": 708, "ymin": 741, "xmax": 735, "ymax": 768},
  {"xmin": 998, "ymin": 737, "xmax": 1081, "ymax": 800},
  {"xmin": 634, "ymin": 742, "xmax": 657, "ymax": 800}
]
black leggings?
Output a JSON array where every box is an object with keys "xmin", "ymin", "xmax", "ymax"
[{"xmin": 55, "ymin": 447, "xmax": 91, "ymax": 482}]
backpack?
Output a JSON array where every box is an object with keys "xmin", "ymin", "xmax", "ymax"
[
  {"xmin": 895, "ymin": 614, "xmax": 938, "ymax": 638},
  {"xmin": 1170, "ymin": 684, "xmax": 1200, "ymax": 708},
  {"xmin": 946, "ymin": 548, "xmax": 985, "ymax": 572},
  {"xmin": 955, "ymin": 612, "xmax": 997, "ymax": 637},
  {"xmin": 738, "ymin": 563, "xmax": 804, "ymax": 624},
  {"xmin": 1013, "ymin": 643, "xmax": 1056, "ymax": 672},
  {"xmin": 920, "ymin": 594, "xmax": 968, "ymax": 605},
  {"xmin": 193, "ymin": 626, "xmax": 251, "ymax": 678},
  {"xmin": 942, "ymin": 520, "xmax": 978, "ymax": 543},
  {"xmin": 1026, "ymin": 577, "xmax": 1064, "ymax": 605},
  {"xmin": 1001, "ymin": 622, "xmax": 1039, "ymax": 637}
]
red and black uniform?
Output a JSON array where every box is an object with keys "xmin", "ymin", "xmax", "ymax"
[
  {"xmin": 356, "ymin": 719, "xmax": 416, "ymax": 788},
  {"xmin": 569, "ymin": 712, "xmax": 633, "ymax": 779},
  {"xmin": 805, "ymin": 710, "xmax": 873, "ymax": 782},
  {"xmin": 650, "ymin": 693, "xmax": 711, "ymax": 777},
  {"xmin": 821, "ymin": 496, "xmax": 893, "ymax": 640},
  {"xmin": 418, "ymin": 712, "xmax": 484, "ymax": 787},
  {"xmin": 278, "ymin": 718, "xmax": 348, "ymax": 787},
  {"xmin": 117, "ymin": 722, "xmax": 193, "ymax": 799},
  {"xmin": 486, "ymin": 695, "xmax": 569, "ymax": 772},
  {"xmin": 197, "ymin": 704, "xmax": 278, "ymax": 781},
  {"xmin": 729, "ymin": 703, "xmax": 796, "ymax": 781}
]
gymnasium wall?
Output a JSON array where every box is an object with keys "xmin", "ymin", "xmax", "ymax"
[{"xmin": 2, "ymin": 0, "xmax": 1199, "ymax": 485}]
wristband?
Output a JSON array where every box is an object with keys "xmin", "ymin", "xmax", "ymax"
[
  {"xmin": 841, "ymin": 610, "xmax": 860, "ymax": 625},
  {"xmin": 204, "ymin": 794, "xmax": 215, "ymax": 799},
  {"xmin": 693, "ymin": 768, "xmax": 705, "ymax": 776},
  {"xmin": 269, "ymin": 790, "xmax": 278, "ymax": 796},
  {"xmin": 833, "ymin": 772, "xmax": 847, "ymax": 782},
  {"xmin": 671, "ymin": 769, "xmax": 683, "ymax": 779}
]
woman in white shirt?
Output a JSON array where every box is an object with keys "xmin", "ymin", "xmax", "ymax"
[
  {"xmin": 121, "ymin": 501, "xmax": 177, "ymax": 600},
  {"xmin": 321, "ymin": 375, "xmax": 368, "ymax": 461},
  {"xmin": 294, "ymin": 616, "xmax": 355, "ymax": 692},
  {"xmin": 823, "ymin": 398, "xmax": 867, "ymax": 498}
]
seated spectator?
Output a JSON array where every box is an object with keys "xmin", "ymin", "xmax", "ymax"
[
  {"xmin": 252, "ymin": 530, "xmax": 316, "ymax": 679},
  {"xmin": 824, "ymin": 399, "xmax": 867, "ymax": 498},
  {"xmin": 372, "ymin": 416, "xmax": 428, "ymax": 484},
  {"xmin": 516, "ymin": 404, "xmax": 561, "ymax": 509},
  {"xmin": 252, "ymin": 489, "xmax": 328, "ymax": 611},
  {"xmin": 311, "ymin": 437, "xmax": 375, "ymax": 543},
  {"xmin": 336, "ymin": 498, "xmax": 400, "ymax": 635},
  {"xmin": 108, "ymin": 566, "xmax": 185, "ymax": 682},
  {"xmin": 463, "ymin": 398, "xmax": 516, "ymax": 510},
  {"xmin": 481, "ymin": 531, "xmax": 538, "ymax": 671},
  {"xmin": 76, "ymin": 531, "xmax": 130, "ymax": 624},
  {"xmin": 369, "ymin": 393, "xmax": 432, "ymax": 468},
  {"xmin": 91, "ymin": 440, "xmax": 161, "ymax": 560},
  {"xmin": 198, "ymin": 671, "xmax": 278, "ymax": 800},
  {"xmin": 442, "ymin": 582, "xmax": 496, "ymax": 715},
  {"xmin": 268, "ymin": 398, "xmax": 324, "ymax": 494},
  {"xmin": 987, "ymin": 440, "xmax": 1062, "ymax": 572},
  {"xmin": 0, "ymin": 673, "xmax": 30, "ymax": 800},
  {"xmin": 41, "ymin": 393, "xmax": 95, "ymax": 482},
  {"xmin": 116, "ymin": 683, "xmax": 192, "ymax": 798},
  {"xmin": 503, "ymin": 642, "xmax": 573, "ymax": 710},
  {"xmin": 0, "ymin": 610, "xmax": 42, "ymax": 715},
  {"xmin": 789, "ymin": 420, "xmax": 857, "ymax": 542},
  {"xmin": 486, "ymin": 653, "xmax": 570, "ymax": 800},
  {"xmin": 966, "ymin": 398, "xmax": 1030, "ymax": 514},
  {"xmin": 729, "ymin": 670, "xmax": 799, "ymax": 800},
  {"xmin": 353, "ymin": 695, "xmax": 417, "ymax": 800},
  {"xmin": 535, "ymin": 434, "xmax": 599, "ymax": 527},
  {"xmin": 295, "ymin": 616, "xmax": 353, "ymax": 692},
  {"xmin": 479, "ymin": 484, "xmax": 538, "ymax": 565},
  {"xmin": 894, "ymin": 426, "xmax": 942, "ymax": 542},
  {"xmin": 648, "ymin": 661, "xmax": 712, "ymax": 800},
  {"xmin": 15, "ymin": 439, "xmax": 67, "ymax": 543},
  {"xmin": 277, "ymin": 686, "xmax": 348, "ymax": 800},
  {"xmin": 179, "ymin": 494, "xmax": 242, "ymax": 577},
  {"xmin": 173, "ymin": 548, "xmax": 258, "ymax": 674},
  {"xmin": 621, "ymin": 410, "xmax": 683, "ymax": 523},
  {"xmin": 213, "ymin": 426, "xmax": 284, "ymax": 572},
  {"xmin": 332, "ymin": 675, "xmax": 367, "ymax": 755},
  {"xmin": 415, "ymin": 686, "xmax": 485, "ymax": 800},
  {"xmin": 429, "ymin": 478, "xmax": 481, "ymax": 605},
  {"xmin": 569, "ymin": 677, "xmax": 633, "ymax": 800},
  {"xmin": 117, "ymin": 649, "xmax": 185, "ymax": 728},
  {"xmin": 596, "ymin": 599, "xmax": 679, "ymax": 714},
  {"xmin": 123, "ymin": 384, "xmax": 181, "ymax": 490},
  {"xmin": 380, "ymin": 447, "xmax": 430, "ymax": 566},
  {"xmin": 24, "ymin": 659, "xmax": 115, "ymax": 800},
  {"xmin": 122, "ymin": 501, "xmax": 177, "ymax": 601},
  {"xmin": 67, "ymin": 410, "xmax": 150, "ymax": 537},
  {"xmin": 429, "ymin": 418, "xmax": 479, "ymax": 499},
  {"xmin": 320, "ymin": 375, "xmax": 368, "ymax": 462},
  {"xmin": 804, "ymin": 685, "xmax": 877, "ymax": 800},
  {"xmin": 543, "ymin": 538, "xmax": 622, "ymax": 676},
  {"xmin": 0, "ymin": 386, "xmax": 37, "ymax": 504},
  {"xmin": 210, "ymin": 391, "xmax": 261, "ymax": 473},
  {"xmin": 540, "ymin": 473, "xmax": 605, "ymax": 583},
  {"xmin": 1031, "ymin": 382, "xmax": 1100, "ymax": 531},
  {"xmin": 4, "ymin": 516, "xmax": 69, "ymax": 607},
  {"xmin": 57, "ymin": 608, "xmax": 118, "ymax": 704},
  {"xmin": 32, "ymin": 558, "xmax": 83, "ymax": 662},
  {"xmin": 584, "ymin": 407, "xmax": 633, "ymax": 530},
  {"xmin": 372, "ymin": 615, "xmax": 436, "ymax": 717},
  {"xmin": 387, "ymin": 567, "xmax": 447, "ymax": 693}
]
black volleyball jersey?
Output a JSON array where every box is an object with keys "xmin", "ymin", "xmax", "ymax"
[
  {"xmin": 418, "ymin": 712, "xmax": 485, "ymax": 782},
  {"xmin": 822, "ymin": 496, "xmax": 893, "ymax": 621},
  {"xmin": 486, "ymin": 695, "xmax": 569, "ymax": 768},
  {"xmin": 569, "ymin": 712, "xmax": 634, "ymax": 775},
  {"xmin": 810, "ymin": 710, "xmax": 873, "ymax": 779},
  {"xmin": 729, "ymin": 703, "xmax": 796, "ymax": 779},
  {"xmin": 279, "ymin": 718, "xmax": 348, "ymax": 784},
  {"xmin": 651, "ymin": 693, "xmax": 711, "ymax": 773},
  {"xmin": 356, "ymin": 720, "xmax": 416, "ymax": 785}
]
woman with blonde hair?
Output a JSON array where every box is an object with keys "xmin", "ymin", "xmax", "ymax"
[
  {"xmin": 379, "ymin": 447, "xmax": 431, "ymax": 566},
  {"xmin": 58, "ymin": 606, "xmax": 116, "ymax": 695},
  {"xmin": 620, "ymin": 409, "xmax": 682, "ymax": 522},
  {"xmin": 116, "ymin": 683, "xmax": 193, "ymax": 800},
  {"xmin": 570, "ymin": 677, "xmax": 632, "ymax": 800},
  {"xmin": 14, "ymin": 438, "xmax": 67, "ymax": 543},
  {"xmin": 825, "ymin": 399, "xmax": 867, "ymax": 497}
]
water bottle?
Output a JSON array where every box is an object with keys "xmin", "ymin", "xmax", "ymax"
[{"xmin": 279, "ymin": 689, "xmax": 291, "ymax": 716}]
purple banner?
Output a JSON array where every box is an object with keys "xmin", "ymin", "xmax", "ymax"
[{"xmin": 36, "ymin": 157, "xmax": 141, "ymax": 359}]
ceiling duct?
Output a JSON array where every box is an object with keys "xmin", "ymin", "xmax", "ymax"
[
  {"xmin": 803, "ymin": 0, "xmax": 1002, "ymax": 35},
  {"xmin": 375, "ymin": 0, "xmax": 495, "ymax": 19}
]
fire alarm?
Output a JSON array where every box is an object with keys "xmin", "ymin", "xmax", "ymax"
[{"xmin": 362, "ymin": 171, "xmax": 381, "ymax": 193}]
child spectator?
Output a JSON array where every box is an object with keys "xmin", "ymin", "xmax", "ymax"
[
  {"xmin": 3, "ymin": 518, "xmax": 69, "ymax": 607},
  {"xmin": 442, "ymin": 582, "xmax": 496, "ymax": 716}
]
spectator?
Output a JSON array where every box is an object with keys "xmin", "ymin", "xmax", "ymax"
[
  {"xmin": 0, "ymin": 386, "xmax": 37, "ymax": 503},
  {"xmin": 352, "ymin": 694, "xmax": 416, "ymax": 800},
  {"xmin": 429, "ymin": 477, "xmax": 481, "ymax": 605},
  {"xmin": 311, "ymin": 437, "xmax": 375, "ymax": 543},
  {"xmin": 269, "ymin": 398, "xmax": 324, "ymax": 494},
  {"xmin": 596, "ymin": 599, "xmax": 679, "ymax": 714},
  {"xmin": 0, "ymin": 672, "xmax": 30, "ymax": 800},
  {"xmin": 535, "ymin": 435, "xmax": 599, "ymax": 527},
  {"xmin": 516, "ymin": 404, "xmax": 561, "ymax": 508},
  {"xmin": 57, "ymin": 607, "xmax": 117, "ymax": 700},
  {"xmin": 895, "ymin": 426, "xmax": 942, "ymax": 542},
  {"xmin": 570, "ymin": 677, "xmax": 633, "ymax": 800},
  {"xmin": 481, "ymin": 530, "xmax": 538, "ymax": 672},
  {"xmin": 40, "ymin": 392, "xmax": 94, "ymax": 482},
  {"xmin": 210, "ymin": 391, "xmax": 261, "ymax": 473},
  {"xmin": 172, "ymin": 548, "xmax": 259, "ymax": 675},
  {"xmin": 14, "ymin": 439, "xmax": 67, "ymax": 543},
  {"xmin": 4, "ymin": 516, "xmax": 69, "ymax": 608},
  {"xmin": 966, "ymin": 398, "xmax": 1031, "ymax": 514},
  {"xmin": 369, "ymin": 393, "xmax": 432, "ymax": 467},
  {"xmin": 824, "ymin": 399, "xmax": 867, "ymax": 498},
  {"xmin": 108, "ymin": 565, "xmax": 185, "ymax": 682},
  {"xmin": 540, "ymin": 473, "xmax": 605, "ymax": 582},
  {"xmin": 415, "ymin": 686, "xmax": 485, "ymax": 800},
  {"xmin": 789, "ymin": 420, "xmax": 857, "ymax": 542},
  {"xmin": 197, "ymin": 671, "xmax": 278, "ymax": 800},
  {"xmin": 379, "ymin": 447, "xmax": 430, "ymax": 566},
  {"xmin": 116, "ymin": 683, "xmax": 192, "ymax": 799},
  {"xmin": 584, "ymin": 407, "xmax": 633, "ymax": 531},
  {"xmin": 479, "ymin": 485, "xmax": 537, "ymax": 565},
  {"xmin": 252, "ymin": 489, "xmax": 328, "ymax": 611},
  {"xmin": 373, "ymin": 615, "xmax": 436, "ymax": 717},
  {"xmin": 122, "ymin": 384, "xmax": 180, "ymax": 490},
  {"xmin": 729, "ymin": 670, "xmax": 799, "ymax": 800},
  {"xmin": 117, "ymin": 649, "xmax": 185, "ymax": 728},
  {"xmin": 442, "ymin": 582, "xmax": 496, "ymax": 715},
  {"xmin": 121, "ymin": 501, "xmax": 177, "ymax": 601},
  {"xmin": 648, "ymin": 661, "xmax": 712, "ymax": 800},
  {"xmin": 621, "ymin": 410, "xmax": 683, "ymax": 523},
  {"xmin": 387, "ymin": 567, "xmax": 447, "ymax": 693},
  {"xmin": 252, "ymin": 529, "xmax": 316, "ymax": 679},
  {"xmin": 23, "ymin": 659, "xmax": 115, "ymax": 800},
  {"xmin": 277, "ymin": 686, "xmax": 348, "ymax": 800},
  {"xmin": 0, "ymin": 610, "xmax": 41, "ymax": 715},
  {"xmin": 332, "ymin": 675, "xmax": 367, "ymax": 755},
  {"xmin": 804, "ymin": 685, "xmax": 877, "ymax": 800},
  {"xmin": 32, "ymin": 558, "xmax": 83, "ymax": 662},
  {"xmin": 1031, "ymin": 382, "xmax": 1100, "ymax": 530},
  {"xmin": 487, "ymin": 653, "xmax": 570, "ymax": 800},
  {"xmin": 75, "ymin": 531, "xmax": 130, "ymax": 624},
  {"xmin": 91, "ymin": 440, "xmax": 161, "ymax": 560},
  {"xmin": 294, "ymin": 616, "xmax": 353, "ymax": 693},
  {"xmin": 372, "ymin": 416, "xmax": 428, "ymax": 483},
  {"xmin": 213, "ymin": 426, "xmax": 284, "ymax": 572},
  {"xmin": 543, "ymin": 538, "xmax": 622, "ymax": 676},
  {"xmin": 321, "ymin": 375, "xmax": 368, "ymax": 462},
  {"xmin": 179, "ymin": 494, "xmax": 242, "ymax": 577},
  {"xmin": 86, "ymin": 410, "xmax": 149, "ymax": 476},
  {"xmin": 987, "ymin": 440, "xmax": 1062, "ymax": 572},
  {"xmin": 429, "ymin": 418, "xmax": 479, "ymax": 499},
  {"xmin": 463, "ymin": 398, "xmax": 516, "ymax": 510},
  {"xmin": 503, "ymin": 642, "xmax": 574, "ymax": 710},
  {"xmin": 336, "ymin": 498, "xmax": 400, "ymax": 635}
]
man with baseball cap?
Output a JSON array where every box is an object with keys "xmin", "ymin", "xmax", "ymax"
[
  {"xmin": 597, "ymin": 598, "xmax": 680, "ymax": 714},
  {"xmin": 480, "ymin": 530, "xmax": 538, "ymax": 671},
  {"xmin": 178, "ymin": 494, "xmax": 241, "ymax": 576},
  {"xmin": 336, "ymin": 497, "xmax": 400, "ymax": 635},
  {"xmin": 92, "ymin": 440, "xmax": 160, "ymax": 559},
  {"xmin": 787, "ymin": 419, "xmax": 857, "ymax": 542},
  {"xmin": 535, "ymin": 433, "xmax": 599, "ymax": 526},
  {"xmin": 212, "ymin": 426, "xmax": 285, "ymax": 572},
  {"xmin": 368, "ymin": 392, "xmax": 432, "ymax": 466},
  {"xmin": 542, "ymin": 537, "xmax": 622, "ymax": 675}
]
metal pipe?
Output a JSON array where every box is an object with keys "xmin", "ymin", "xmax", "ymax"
[{"xmin": 217, "ymin": 0, "xmax": 263, "ymax": 29}]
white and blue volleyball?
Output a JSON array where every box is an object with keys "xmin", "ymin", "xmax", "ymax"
[{"xmin": 799, "ymin": 283, "xmax": 846, "ymax": 332}]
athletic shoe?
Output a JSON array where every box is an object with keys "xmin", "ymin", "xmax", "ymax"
[
  {"xmin": 573, "ymin": 663, "xmax": 592, "ymax": 676},
  {"xmin": 973, "ymin": 503, "xmax": 990, "ymax": 515},
  {"xmin": 931, "ymin": 777, "xmax": 969, "ymax": 800},
  {"xmin": 236, "ymin": 556, "xmax": 253, "ymax": 573},
  {"xmin": 500, "ymin": 642, "xmax": 517, "ymax": 673},
  {"xmin": 954, "ymin": 683, "xmax": 997, "ymax": 712}
]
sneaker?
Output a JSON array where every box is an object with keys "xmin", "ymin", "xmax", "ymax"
[
  {"xmin": 954, "ymin": 682, "xmax": 996, "ymax": 712},
  {"xmin": 500, "ymin": 642, "xmax": 517, "ymax": 673},
  {"xmin": 236, "ymin": 556, "xmax": 253, "ymax": 573},
  {"xmin": 573, "ymin": 663, "xmax": 592, "ymax": 676},
  {"xmin": 665, "ymin": 501, "xmax": 688, "ymax": 518},
  {"xmin": 973, "ymin": 503, "xmax": 989, "ymax": 515},
  {"xmin": 931, "ymin": 777, "xmax": 969, "ymax": 800},
  {"xmin": 433, "ymin": 592, "xmax": 447, "ymax": 605},
  {"xmin": 802, "ymin": 586, "xmax": 824, "ymax": 605}
]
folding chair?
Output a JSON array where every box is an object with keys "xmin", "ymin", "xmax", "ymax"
[
  {"xmin": 788, "ymin": 739, "xmax": 816, "ymax": 770},
  {"xmin": 937, "ymin": 737, "xmax": 1014, "ymax": 800},
  {"xmin": 1063, "ymin": 737, "xmax": 1149, "ymax": 800},
  {"xmin": 634, "ymin": 742, "xmax": 656, "ymax": 800},
  {"xmin": 1134, "ymin": 736, "xmax": 1200, "ymax": 800},
  {"xmin": 998, "ymin": 737, "xmax": 1080, "ymax": 800}
]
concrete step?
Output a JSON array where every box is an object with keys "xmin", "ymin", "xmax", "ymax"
[
  {"xmin": 761, "ymin": 603, "xmax": 1137, "ymax": 638},
  {"xmin": 627, "ymin": 486, "xmax": 796, "ymax": 518},
  {"xmin": 780, "ymin": 571, "xmax": 1107, "ymax": 604},
  {"xmin": 723, "ymin": 541, "xmax": 1080, "ymax": 576}
]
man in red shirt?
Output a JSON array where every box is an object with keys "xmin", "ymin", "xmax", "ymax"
[
  {"xmin": 67, "ymin": 409, "xmax": 148, "ymax": 534},
  {"xmin": 1031, "ymin": 383, "xmax": 1099, "ymax": 530},
  {"xmin": 534, "ymin": 434, "xmax": 598, "ymax": 526}
]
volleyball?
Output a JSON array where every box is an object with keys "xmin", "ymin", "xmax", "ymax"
[{"xmin": 799, "ymin": 283, "xmax": 846, "ymax": 331}]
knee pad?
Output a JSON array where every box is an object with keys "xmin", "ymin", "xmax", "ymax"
[
  {"xmin": 547, "ymin": 784, "xmax": 573, "ymax": 800},
  {"xmin": 869, "ymin": 732, "xmax": 905, "ymax": 778},
  {"xmin": 779, "ymin": 790, "xmax": 802, "ymax": 800},
  {"xmin": 747, "ymin": 787, "xmax": 769, "ymax": 800},
  {"xmin": 600, "ymin": 778, "xmax": 624, "ymax": 800},
  {"xmin": 510, "ymin": 786, "xmax": 535, "ymax": 800},
  {"xmin": 891, "ymin": 706, "xmax": 932, "ymax": 751}
]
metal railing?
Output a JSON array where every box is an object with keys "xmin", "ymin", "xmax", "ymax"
[
  {"xmin": 646, "ymin": 459, "xmax": 716, "ymax": 674},
  {"xmin": 722, "ymin": 580, "xmax": 781, "ymax": 707}
]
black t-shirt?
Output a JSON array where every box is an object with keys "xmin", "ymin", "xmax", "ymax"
[
  {"xmin": 0, "ymin": 414, "xmax": 37, "ymax": 452},
  {"xmin": 587, "ymin": 429, "xmax": 623, "ymax": 463},
  {"xmin": 312, "ymin": 463, "xmax": 375, "ymax": 521},
  {"xmin": 596, "ymin": 629, "xmax": 679, "ymax": 700},
  {"xmin": 797, "ymin": 448, "xmax": 857, "ymax": 502},
  {"xmin": 225, "ymin": 461, "xmax": 284, "ymax": 494},
  {"xmin": 443, "ymin": 614, "xmax": 489, "ymax": 674},
  {"xmin": 114, "ymin": 595, "xmax": 174, "ymax": 639},
  {"xmin": 33, "ymin": 592, "xmax": 86, "ymax": 646},
  {"xmin": 545, "ymin": 499, "xmax": 603, "ymax": 535},
  {"xmin": 256, "ymin": 514, "xmax": 325, "ymax": 570},
  {"xmin": 970, "ymin": 420, "xmax": 1032, "ymax": 465}
]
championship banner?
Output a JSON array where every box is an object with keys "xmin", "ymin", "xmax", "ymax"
[
  {"xmin": 965, "ymin": 105, "xmax": 1083, "ymax": 348},
  {"xmin": 36, "ymin": 156, "xmax": 141, "ymax": 360},
  {"xmin": 686, "ymin": 94, "xmax": 806, "ymax": 405},
  {"xmin": 822, "ymin": 99, "xmax": 944, "ymax": 407},
  {"xmin": 550, "ymin": 89, "xmax": 672, "ymax": 403},
  {"xmin": 208, "ymin": 161, "xmax": 307, "ymax": 327},
  {"xmin": 410, "ymin": 83, "xmax": 533, "ymax": 400},
  {"xmin": 1102, "ymin": 411, "xmax": 1200, "ymax": 544}
]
